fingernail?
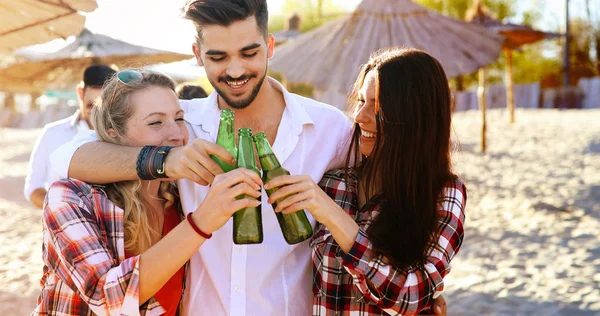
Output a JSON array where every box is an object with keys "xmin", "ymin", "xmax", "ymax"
[{"xmin": 435, "ymin": 306, "xmax": 441, "ymax": 313}]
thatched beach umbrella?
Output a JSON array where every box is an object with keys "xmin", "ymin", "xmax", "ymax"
[
  {"xmin": 269, "ymin": 0, "xmax": 505, "ymax": 97},
  {"xmin": 466, "ymin": 0, "xmax": 561, "ymax": 124},
  {"xmin": 0, "ymin": 0, "xmax": 97, "ymax": 52},
  {"xmin": 0, "ymin": 29, "xmax": 193, "ymax": 92}
]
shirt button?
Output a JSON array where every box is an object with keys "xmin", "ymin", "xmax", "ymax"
[
  {"xmin": 236, "ymin": 286, "xmax": 241, "ymax": 291},
  {"xmin": 237, "ymin": 246, "xmax": 242, "ymax": 252}
]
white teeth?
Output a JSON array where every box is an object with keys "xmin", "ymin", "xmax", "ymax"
[
  {"xmin": 227, "ymin": 79, "xmax": 249, "ymax": 88},
  {"xmin": 361, "ymin": 130, "xmax": 376, "ymax": 138}
]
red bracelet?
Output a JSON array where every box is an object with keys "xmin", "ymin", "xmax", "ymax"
[{"xmin": 186, "ymin": 213, "xmax": 212, "ymax": 239}]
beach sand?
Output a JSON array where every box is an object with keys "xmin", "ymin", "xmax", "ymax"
[{"xmin": 0, "ymin": 108, "xmax": 598, "ymax": 315}]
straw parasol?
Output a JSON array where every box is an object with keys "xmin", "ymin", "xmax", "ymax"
[
  {"xmin": 0, "ymin": 29, "xmax": 194, "ymax": 93},
  {"xmin": 269, "ymin": 0, "xmax": 505, "ymax": 97},
  {"xmin": 466, "ymin": 0, "xmax": 561, "ymax": 124},
  {"xmin": 0, "ymin": 0, "xmax": 97, "ymax": 52}
]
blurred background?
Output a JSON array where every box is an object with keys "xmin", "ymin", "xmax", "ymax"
[{"xmin": 0, "ymin": 0, "xmax": 598, "ymax": 315}]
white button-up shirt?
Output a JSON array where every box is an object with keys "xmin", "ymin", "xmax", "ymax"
[
  {"xmin": 24, "ymin": 111, "xmax": 90, "ymax": 202},
  {"xmin": 50, "ymin": 78, "xmax": 353, "ymax": 316}
]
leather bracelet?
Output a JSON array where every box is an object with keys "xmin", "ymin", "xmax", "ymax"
[
  {"xmin": 186, "ymin": 213, "xmax": 212, "ymax": 239},
  {"xmin": 151, "ymin": 146, "xmax": 173, "ymax": 179},
  {"xmin": 136, "ymin": 146, "xmax": 173, "ymax": 180}
]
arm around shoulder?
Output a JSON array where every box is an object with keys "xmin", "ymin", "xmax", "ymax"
[{"xmin": 50, "ymin": 130, "xmax": 141, "ymax": 183}]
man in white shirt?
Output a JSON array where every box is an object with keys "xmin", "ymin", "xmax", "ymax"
[
  {"xmin": 50, "ymin": 1, "xmax": 447, "ymax": 315},
  {"xmin": 24, "ymin": 64, "xmax": 116, "ymax": 208}
]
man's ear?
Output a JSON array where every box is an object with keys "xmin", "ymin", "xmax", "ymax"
[
  {"xmin": 266, "ymin": 34, "xmax": 275, "ymax": 59},
  {"xmin": 192, "ymin": 43, "xmax": 204, "ymax": 67},
  {"xmin": 76, "ymin": 82, "xmax": 85, "ymax": 102}
]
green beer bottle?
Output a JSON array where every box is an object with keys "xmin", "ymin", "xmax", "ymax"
[
  {"xmin": 253, "ymin": 132, "xmax": 313, "ymax": 244},
  {"xmin": 211, "ymin": 109, "xmax": 237, "ymax": 172},
  {"xmin": 233, "ymin": 128, "xmax": 263, "ymax": 244}
]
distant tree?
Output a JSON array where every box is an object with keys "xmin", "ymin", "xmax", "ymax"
[
  {"xmin": 584, "ymin": 0, "xmax": 599, "ymax": 74},
  {"xmin": 568, "ymin": 17, "xmax": 598, "ymax": 82},
  {"xmin": 414, "ymin": 0, "xmax": 515, "ymax": 21},
  {"xmin": 268, "ymin": 0, "xmax": 345, "ymax": 34}
]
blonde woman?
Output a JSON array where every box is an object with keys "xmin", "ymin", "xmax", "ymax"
[{"xmin": 33, "ymin": 70, "xmax": 261, "ymax": 315}]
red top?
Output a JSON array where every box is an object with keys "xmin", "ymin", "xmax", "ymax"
[{"xmin": 126, "ymin": 205, "xmax": 184, "ymax": 316}]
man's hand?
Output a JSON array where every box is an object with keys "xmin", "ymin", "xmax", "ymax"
[
  {"xmin": 30, "ymin": 188, "xmax": 47, "ymax": 209},
  {"xmin": 164, "ymin": 139, "xmax": 235, "ymax": 185}
]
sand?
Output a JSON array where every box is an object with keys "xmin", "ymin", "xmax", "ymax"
[{"xmin": 0, "ymin": 108, "xmax": 598, "ymax": 315}]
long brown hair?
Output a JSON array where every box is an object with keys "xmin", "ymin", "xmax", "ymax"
[
  {"xmin": 92, "ymin": 70, "xmax": 179, "ymax": 255},
  {"xmin": 345, "ymin": 48, "xmax": 456, "ymax": 271}
]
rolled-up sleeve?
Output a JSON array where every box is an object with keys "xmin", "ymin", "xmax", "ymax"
[{"xmin": 49, "ymin": 130, "xmax": 99, "ymax": 181}]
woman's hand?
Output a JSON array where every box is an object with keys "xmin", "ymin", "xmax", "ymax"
[
  {"xmin": 192, "ymin": 168, "xmax": 262, "ymax": 234},
  {"xmin": 264, "ymin": 175, "xmax": 341, "ymax": 225}
]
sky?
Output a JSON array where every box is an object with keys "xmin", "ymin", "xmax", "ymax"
[{"xmin": 28, "ymin": 0, "xmax": 595, "ymax": 56}]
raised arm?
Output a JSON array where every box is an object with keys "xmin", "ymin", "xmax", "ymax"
[
  {"xmin": 51, "ymin": 131, "xmax": 236, "ymax": 185},
  {"xmin": 70, "ymin": 141, "xmax": 140, "ymax": 183}
]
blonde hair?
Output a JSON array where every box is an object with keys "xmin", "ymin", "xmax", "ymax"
[{"xmin": 92, "ymin": 70, "xmax": 178, "ymax": 255}]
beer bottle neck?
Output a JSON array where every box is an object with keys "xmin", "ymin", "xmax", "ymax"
[
  {"xmin": 237, "ymin": 134, "xmax": 257, "ymax": 170},
  {"xmin": 216, "ymin": 117, "xmax": 236, "ymax": 153},
  {"xmin": 254, "ymin": 136, "xmax": 281, "ymax": 171}
]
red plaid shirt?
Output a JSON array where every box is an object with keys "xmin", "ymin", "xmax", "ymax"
[
  {"xmin": 311, "ymin": 169, "xmax": 467, "ymax": 315},
  {"xmin": 32, "ymin": 179, "xmax": 185, "ymax": 316}
]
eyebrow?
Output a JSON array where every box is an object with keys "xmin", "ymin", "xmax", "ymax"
[
  {"xmin": 144, "ymin": 110, "xmax": 184, "ymax": 119},
  {"xmin": 205, "ymin": 43, "xmax": 261, "ymax": 56}
]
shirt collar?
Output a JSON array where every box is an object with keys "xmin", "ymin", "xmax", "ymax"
[
  {"xmin": 70, "ymin": 110, "xmax": 92, "ymax": 131},
  {"xmin": 183, "ymin": 77, "xmax": 314, "ymax": 137}
]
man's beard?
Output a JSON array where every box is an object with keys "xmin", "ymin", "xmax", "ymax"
[{"xmin": 210, "ymin": 70, "xmax": 267, "ymax": 110}]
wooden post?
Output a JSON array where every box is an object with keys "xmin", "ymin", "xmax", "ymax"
[
  {"xmin": 30, "ymin": 92, "xmax": 41, "ymax": 111},
  {"xmin": 3, "ymin": 93, "xmax": 16, "ymax": 128},
  {"xmin": 478, "ymin": 67, "xmax": 487, "ymax": 153},
  {"xmin": 505, "ymin": 48, "xmax": 515, "ymax": 124}
]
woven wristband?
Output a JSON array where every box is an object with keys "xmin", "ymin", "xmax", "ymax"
[{"xmin": 136, "ymin": 146, "xmax": 155, "ymax": 180}]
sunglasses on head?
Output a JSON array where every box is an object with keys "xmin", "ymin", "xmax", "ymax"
[
  {"xmin": 107, "ymin": 69, "xmax": 144, "ymax": 105},
  {"xmin": 116, "ymin": 69, "xmax": 144, "ymax": 85}
]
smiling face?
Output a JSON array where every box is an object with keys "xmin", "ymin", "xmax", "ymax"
[
  {"xmin": 354, "ymin": 70, "xmax": 379, "ymax": 157},
  {"xmin": 192, "ymin": 16, "xmax": 274, "ymax": 109},
  {"xmin": 118, "ymin": 86, "xmax": 188, "ymax": 147}
]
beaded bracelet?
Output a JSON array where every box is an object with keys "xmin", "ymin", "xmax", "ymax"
[
  {"xmin": 136, "ymin": 146, "xmax": 173, "ymax": 180},
  {"xmin": 186, "ymin": 213, "xmax": 212, "ymax": 239}
]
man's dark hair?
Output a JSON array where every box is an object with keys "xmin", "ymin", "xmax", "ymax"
[
  {"xmin": 83, "ymin": 64, "xmax": 117, "ymax": 89},
  {"xmin": 183, "ymin": 0, "xmax": 268, "ymax": 41},
  {"xmin": 176, "ymin": 83, "xmax": 209, "ymax": 99}
]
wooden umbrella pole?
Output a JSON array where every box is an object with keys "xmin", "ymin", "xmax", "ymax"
[
  {"xmin": 3, "ymin": 93, "xmax": 16, "ymax": 128},
  {"xmin": 478, "ymin": 67, "xmax": 487, "ymax": 153},
  {"xmin": 505, "ymin": 48, "xmax": 515, "ymax": 124}
]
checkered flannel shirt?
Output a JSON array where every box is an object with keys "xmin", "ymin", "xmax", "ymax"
[
  {"xmin": 311, "ymin": 168, "xmax": 467, "ymax": 315},
  {"xmin": 32, "ymin": 179, "xmax": 184, "ymax": 316}
]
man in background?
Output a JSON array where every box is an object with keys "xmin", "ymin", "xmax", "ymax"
[
  {"xmin": 24, "ymin": 64, "xmax": 116, "ymax": 208},
  {"xmin": 176, "ymin": 82, "xmax": 208, "ymax": 99}
]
